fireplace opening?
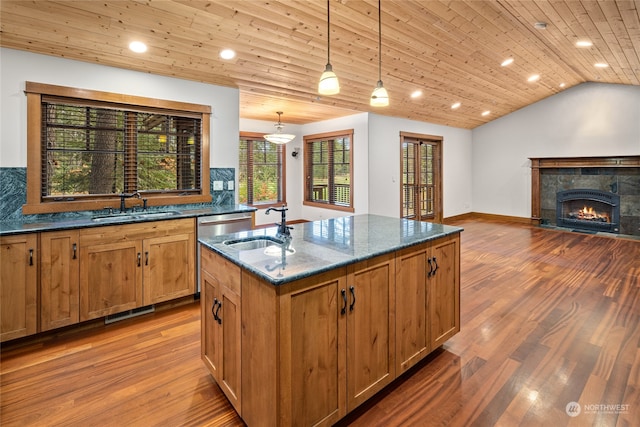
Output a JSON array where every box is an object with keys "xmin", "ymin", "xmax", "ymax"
[{"xmin": 556, "ymin": 189, "xmax": 620, "ymax": 233}]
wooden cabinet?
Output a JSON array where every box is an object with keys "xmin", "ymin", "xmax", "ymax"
[
  {"xmin": 395, "ymin": 234, "xmax": 460, "ymax": 374},
  {"xmin": 201, "ymin": 247, "xmax": 242, "ymax": 413},
  {"xmin": 1, "ymin": 234, "xmax": 38, "ymax": 342},
  {"xmin": 80, "ymin": 218, "xmax": 195, "ymax": 321},
  {"xmin": 40, "ymin": 230, "xmax": 80, "ymax": 331},
  {"xmin": 345, "ymin": 253, "xmax": 395, "ymax": 411}
]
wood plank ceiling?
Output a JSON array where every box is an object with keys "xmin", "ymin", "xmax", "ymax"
[{"xmin": 1, "ymin": 1, "xmax": 639, "ymax": 129}]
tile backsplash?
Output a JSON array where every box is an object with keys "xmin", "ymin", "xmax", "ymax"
[{"xmin": 0, "ymin": 167, "xmax": 235, "ymax": 222}]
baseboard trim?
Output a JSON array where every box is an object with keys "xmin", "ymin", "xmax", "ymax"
[{"xmin": 444, "ymin": 212, "xmax": 535, "ymax": 225}]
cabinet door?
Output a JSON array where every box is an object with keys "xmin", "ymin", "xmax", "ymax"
[
  {"xmin": 80, "ymin": 240, "xmax": 142, "ymax": 320},
  {"xmin": 281, "ymin": 271, "xmax": 347, "ymax": 427},
  {"xmin": 346, "ymin": 253, "xmax": 395, "ymax": 411},
  {"xmin": 218, "ymin": 284, "xmax": 242, "ymax": 413},
  {"xmin": 40, "ymin": 230, "xmax": 80, "ymax": 331},
  {"xmin": 143, "ymin": 232, "xmax": 195, "ymax": 305},
  {"xmin": 428, "ymin": 235, "xmax": 460, "ymax": 348},
  {"xmin": 1, "ymin": 234, "xmax": 38, "ymax": 342},
  {"xmin": 201, "ymin": 269, "xmax": 221, "ymax": 379},
  {"xmin": 395, "ymin": 242, "xmax": 429, "ymax": 374}
]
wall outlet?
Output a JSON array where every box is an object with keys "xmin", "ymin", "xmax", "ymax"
[
  {"xmin": 213, "ymin": 181, "xmax": 223, "ymax": 191},
  {"xmin": 227, "ymin": 180, "xmax": 234, "ymax": 190}
]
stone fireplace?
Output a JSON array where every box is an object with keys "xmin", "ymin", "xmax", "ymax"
[{"xmin": 530, "ymin": 156, "xmax": 640, "ymax": 237}]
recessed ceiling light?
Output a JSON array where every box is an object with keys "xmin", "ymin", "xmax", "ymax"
[
  {"xmin": 594, "ymin": 63, "xmax": 609, "ymax": 68},
  {"xmin": 451, "ymin": 102, "xmax": 461, "ymax": 109},
  {"xmin": 501, "ymin": 58, "xmax": 514, "ymax": 67},
  {"xmin": 411, "ymin": 90, "xmax": 422, "ymax": 98},
  {"xmin": 534, "ymin": 22, "xmax": 547, "ymax": 30},
  {"xmin": 528, "ymin": 74, "xmax": 540, "ymax": 82},
  {"xmin": 576, "ymin": 40, "xmax": 593, "ymax": 48},
  {"xmin": 220, "ymin": 49, "xmax": 236, "ymax": 60},
  {"xmin": 129, "ymin": 41, "xmax": 147, "ymax": 53},
  {"xmin": 482, "ymin": 111, "xmax": 491, "ymax": 117},
  {"xmin": 559, "ymin": 82, "xmax": 566, "ymax": 88}
]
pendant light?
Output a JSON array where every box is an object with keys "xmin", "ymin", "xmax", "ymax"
[
  {"xmin": 318, "ymin": 0, "xmax": 340, "ymax": 95},
  {"xmin": 264, "ymin": 112, "xmax": 295, "ymax": 145},
  {"xmin": 370, "ymin": 0, "xmax": 389, "ymax": 107}
]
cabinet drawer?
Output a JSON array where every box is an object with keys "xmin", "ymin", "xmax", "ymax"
[{"xmin": 201, "ymin": 246, "xmax": 241, "ymax": 295}]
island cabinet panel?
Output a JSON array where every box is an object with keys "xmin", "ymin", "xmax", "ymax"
[
  {"xmin": 395, "ymin": 242, "xmax": 430, "ymax": 374},
  {"xmin": 395, "ymin": 234, "xmax": 461, "ymax": 375},
  {"xmin": 345, "ymin": 253, "xmax": 396, "ymax": 411},
  {"xmin": 0, "ymin": 234, "xmax": 38, "ymax": 342},
  {"xmin": 201, "ymin": 247, "xmax": 242, "ymax": 414},
  {"xmin": 277, "ymin": 269, "xmax": 347, "ymax": 427},
  {"xmin": 428, "ymin": 235, "xmax": 460, "ymax": 348},
  {"xmin": 40, "ymin": 230, "xmax": 80, "ymax": 331}
]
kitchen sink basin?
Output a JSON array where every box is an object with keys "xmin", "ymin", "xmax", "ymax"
[
  {"xmin": 91, "ymin": 210, "xmax": 180, "ymax": 222},
  {"xmin": 223, "ymin": 236, "xmax": 282, "ymax": 251}
]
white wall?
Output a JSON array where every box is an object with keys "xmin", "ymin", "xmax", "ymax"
[
  {"xmin": 0, "ymin": 48, "xmax": 239, "ymax": 169},
  {"xmin": 368, "ymin": 114, "xmax": 473, "ymax": 219},
  {"xmin": 472, "ymin": 83, "xmax": 640, "ymax": 218},
  {"xmin": 241, "ymin": 113, "xmax": 368, "ymax": 225}
]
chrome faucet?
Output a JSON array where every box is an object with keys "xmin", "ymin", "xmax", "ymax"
[{"xmin": 265, "ymin": 205, "xmax": 292, "ymax": 240}]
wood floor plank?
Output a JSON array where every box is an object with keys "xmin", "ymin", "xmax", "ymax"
[{"xmin": 2, "ymin": 218, "xmax": 639, "ymax": 426}]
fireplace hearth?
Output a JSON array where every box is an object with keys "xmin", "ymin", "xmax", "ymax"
[{"xmin": 556, "ymin": 189, "xmax": 620, "ymax": 233}]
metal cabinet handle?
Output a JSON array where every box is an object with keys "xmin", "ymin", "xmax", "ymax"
[
  {"xmin": 29, "ymin": 249, "xmax": 34, "ymax": 266},
  {"xmin": 215, "ymin": 300, "xmax": 222, "ymax": 325},
  {"xmin": 145, "ymin": 251, "xmax": 149, "ymax": 266},
  {"xmin": 212, "ymin": 298, "xmax": 219, "ymax": 321},
  {"xmin": 432, "ymin": 256, "xmax": 438, "ymax": 276},
  {"xmin": 349, "ymin": 286, "xmax": 356, "ymax": 311},
  {"xmin": 72, "ymin": 243, "xmax": 77, "ymax": 260},
  {"xmin": 137, "ymin": 252, "xmax": 141, "ymax": 267},
  {"xmin": 341, "ymin": 289, "xmax": 347, "ymax": 315},
  {"xmin": 427, "ymin": 257, "xmax": 434, "ymax": 277}
]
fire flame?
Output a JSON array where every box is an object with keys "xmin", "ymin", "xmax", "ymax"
[{"xmin": 576, "ymin": 205, "xmax": 610, "ymax": 222}]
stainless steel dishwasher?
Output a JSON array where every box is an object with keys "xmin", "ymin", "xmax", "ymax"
[{"xmin": 196, "ymin": 211, "xmax": 253, "ymax": 293}]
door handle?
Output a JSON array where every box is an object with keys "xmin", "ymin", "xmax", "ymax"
[
  {"xmin": 432, "ymin": 256, "xmax": 438, "ymax": 276},
  {"xmin": 29, "ymin": 249, "xmax": 34, "ymax": 266},
  {"xmin": 341, "ymin": 289, "xmax": 347, "ymax": 315},
  {"xmin": 72, "ymin": 243, "xmax": 77, "ymax": 260},
  {"xmin": 349, "ymin": 286, "xmax": 356, "ymax": 311},
  {"xmin": 145, "ymin": 251, "xmax": 149, "ymax": 266},
  {"xmin": 427, "ymin": 257, "xmax": 434, "ymax": 277},
  {"xmin": 214, "ymin": 300, "xmax": 222, "ymax": 325},
  {"xmin": 137, "ymin": 252, "xmax": 141, "ymax": 267},
  {"xmin": 212, "ymin": 298, "xmax": 219, "ymax": 321}
]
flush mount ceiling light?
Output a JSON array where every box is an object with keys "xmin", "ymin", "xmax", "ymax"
[
  {"xmin": 451, "ymin": 102, "xmax": 461, "ymax": 109},
  {"xmin": 220, "ymin": 49, "xmax": 236, "ymax": 60},
  {"xmin": 264, "ymin": 112, "xmax": 295, "ymax": 145},
  {"xmin": 129, "ymin": 41, "xmax": 147, "ymax": 53},
  {"xmin": 370, "ymin": 0, "xmax": 389, "ymax": 107},
  {"xmin": 576, "ymin": 40, "xmax": 593, "ymax": 47},
  {"xmin": 533, "ymin": 21, "xmax": 547, "ymax": 30},
  {"xmin": 411, "ymin": 90, "xmax": 422, "ymax": 98},
  {"xmin": 482, "ymin": 110, "xmax": 491, "ymax": 117},
  {"xmin": 528, "ymin": 74, "xmax": 540, "ymax": 82},
  {"xmin": 318, "ymin": 0, "xmax": 340, "ymax": 95},
  {"xmin": 501, "ymin": 58, "xmax": 514, "ymax": 66},
  {"xmin": 595, "ymin": 63, "xmax": 609, "ymax": 68}
]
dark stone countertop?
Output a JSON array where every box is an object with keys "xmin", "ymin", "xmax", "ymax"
[
  {"xmin": 0, "ymin": 204, "xmax": 256, "ymax": 236},
  {"xmin": 199, "ymin": 214, "xmax": 463, "ymax": 286}
]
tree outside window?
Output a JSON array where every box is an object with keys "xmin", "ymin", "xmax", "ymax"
[{"xmin": 238, "ymin": 132, "xmax": 286, "ymax": 207}]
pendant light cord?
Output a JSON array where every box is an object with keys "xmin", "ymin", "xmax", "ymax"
[
  {"xmin": 377, "ymin": 0, "xmax": 382, "ymax": 81},
  {"xmin": 327, "ymin": 0, "xmax": 331, "ymax": 64}
]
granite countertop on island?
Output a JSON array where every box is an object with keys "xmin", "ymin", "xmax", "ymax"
[{"xmin": 199, "ymin": 214, "xmax": 463, "ymax": 286}]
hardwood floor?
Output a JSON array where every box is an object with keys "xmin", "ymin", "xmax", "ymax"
[{"xmin": 2, "ymin": 219, "xmax": 639, "ymax": 426}]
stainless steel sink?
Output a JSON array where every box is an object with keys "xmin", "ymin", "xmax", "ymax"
[
  {"xmin": 223, "ymin": 236, "xmax": 282, "ymax": 251},
  {"xmin": 91, "ymin": 210, "xmax": 180, "ymax": 222}
]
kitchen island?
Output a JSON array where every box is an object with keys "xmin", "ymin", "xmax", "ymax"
[{"xmin": 199, "ymin": 214, "xmax": 463, "ymax": 427}]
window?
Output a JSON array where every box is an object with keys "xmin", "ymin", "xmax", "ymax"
[
  {"xmin": 238, "ymin": 132, "xmax": 286, "ymax": 207},
  {"xmin": 24, "ymin": 82, "xmax": 211, "ymax": 214},
  {"xmin": 304, "ymin": 129, "xmax": 354, "ymax": 212},
  {"xmin": 400, "ymin": 132, "xmax": 442, "ymax": 222}
]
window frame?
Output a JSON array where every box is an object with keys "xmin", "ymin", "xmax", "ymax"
[
  {"xmin": 303, "ymin": 129, "xmax": 354, "ymax": 213},
  {"xmin": 238, "ymin": 131, "xmax": 287, "ymax": 208},
  {"xmin": 23, "ymin": 82, "xmax": 211, "ymax": 214}
]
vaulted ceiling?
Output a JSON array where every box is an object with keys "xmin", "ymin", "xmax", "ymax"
[{"xmin": 1, "ymin": 1, "xmax": 639, "ymax": 129}]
